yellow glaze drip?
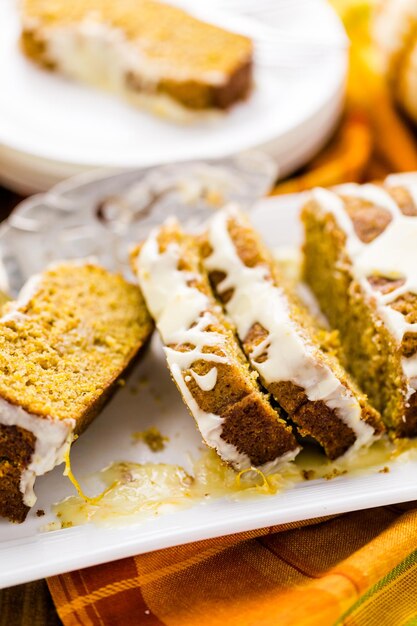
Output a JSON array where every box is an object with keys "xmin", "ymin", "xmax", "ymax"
[
  {"xmin": 53, "ymin": 449, "xmax": 300, "ymax": 528},
  {"xmin": 63, "ymin": 443, "xmax": 119, "ymax": 506},
  {"xmin": 235, "ymin": 467, "xmax": 275, "ymax": 494},
  {"xmin": 52, "ymin": 438, "xmax": 417, "ymax": 529}
]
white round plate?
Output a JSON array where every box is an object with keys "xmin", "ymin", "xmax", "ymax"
[{"xmin": 0, "ymin": 0, "xmax": 347, "ymax": 192}]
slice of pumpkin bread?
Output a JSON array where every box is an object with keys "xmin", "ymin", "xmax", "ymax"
[
  {"xmin": 202, "ymin": 205, "xmax": 383, "ymax": 460},
  {"xmin": 302, "ymin": 174, "xmax": 417, "ymax": 438},
  {"xmin": 21, "ymin": 0, "xmax": 253, "ymax": 115},
  {"xmin": 131, "ymin": 219, "xmax": 299, "ymax": 472},
  {"xmin": 0, "ymin": 262, "xmax": 153, "ymax": 522}
]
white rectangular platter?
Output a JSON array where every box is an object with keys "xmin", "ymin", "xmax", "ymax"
[{"xmin": 1, "ymin": 194, "xmax": 417, "ymax": 589}]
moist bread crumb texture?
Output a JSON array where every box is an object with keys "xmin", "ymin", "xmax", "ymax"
[
  {"xmin": 302, "ymin": 175, "xmax": 417, "ymax": 437},
  {"xmin": 202, "ymin": 206, "xmax": 383, "ymax": 460},
  {"xmin": 131, "ymin": 220, "xmax": 299, "ymax": 471},
  {"xmin": 0, "ymin": 262, "xmax": 153, "ymax": 522},
  {"xmin": 21, "ymin": 0, "xmax": 253, "ymax": 111},
  {"xmin": 0, "ymin": 264, "xmax": 152, "ymax": 422},
  {"xmin": 0, "ymin": 425, "xmax": 35, "ymax": 522}
]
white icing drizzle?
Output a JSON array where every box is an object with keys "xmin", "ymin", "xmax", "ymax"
[
  {"xmin": 40, "ymin": 17, "xmax": 228, "ymax": 86},
  {"xmin": 336, "ymin": 182, "xmax": 403, "ymax": 217},
  {"xmin": 0, "ymin": 397, "xmax": 74, "ymax": 507},
  {"xmin": 204, "ymin": 205, "xmax": 376, "ymax": 454},
  {"xmin": 135, "ymin": 222, "xmax": 268, "ymax": 471},
  {"xmin": 190, "ymin": 367, "xmax": 218, "ymax": 392},
  {"xmin": 313, "ymin": 177, "xmax": 417, "ymax": 400},
  {"xmin": 167, "ymin": 359, "xmax": 249, "ymax": 469},
  {"xmin": 168, "ymin": 345, "xmax": 297, "ymax": 471},
  {"xmin": 26, "ymin": 17, "xmax": 229, "ymax": 122},
  {"xmin": 135, "ymin": 228, "xmax": 228, "ymax": 373},
  {"xmin": 312, "ymin": 188, "xmax": 364, "ymax": 256},
  {"xmin": 167, "ymin": 358, "xmax": 297, "ymax": 474},
  {"xmin": 387, "ymin": 172, "xmax": 417, "ymax": 206}
]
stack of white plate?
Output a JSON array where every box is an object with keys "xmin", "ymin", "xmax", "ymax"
[{"xmin": 0, "ymin": 0, "xmax": 348, "ymax": 194}]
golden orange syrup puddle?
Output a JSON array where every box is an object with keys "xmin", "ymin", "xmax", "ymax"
[
  {"xmin": 52, "ymin": 447, "xmax": 301, "ymax": 528},
  {"xmin": 50, "ymin": 436, "xmax": 417, "ymax": 529}
]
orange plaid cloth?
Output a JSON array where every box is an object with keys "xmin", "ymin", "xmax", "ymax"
[{"xmin": 47, "ymin": 504, "xmax": 417, "ymax": 626}]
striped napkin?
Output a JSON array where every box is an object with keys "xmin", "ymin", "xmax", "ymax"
[{"xmin": 44, "ymin": 504, "xmax": 417, "ymax": 626}]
